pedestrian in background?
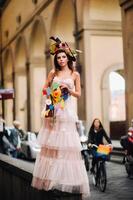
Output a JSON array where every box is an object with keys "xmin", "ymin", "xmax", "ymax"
[
  {"xmin": 8, "ymin": 120, "xmax": 22, "ymax": 158},
  {"xmin": 120, "ymin": 119, "xmax": 133, "ymax": 157},
  {"xmin": 12, "ymin": 120, "xmax": 27, "ymax": 140},
  {"xmin": 0, "ymin": 117, "xmax": 7, "ymax": 154}
]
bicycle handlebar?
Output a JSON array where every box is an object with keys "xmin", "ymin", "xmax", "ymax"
[{"xmin": 88, "ymin": 143, "xmax": 98, "ymax": 148}]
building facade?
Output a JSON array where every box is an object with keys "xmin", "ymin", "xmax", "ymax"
[{"xmin": 0, "ymin": 0, "xmax": 123, "ymax": 137}]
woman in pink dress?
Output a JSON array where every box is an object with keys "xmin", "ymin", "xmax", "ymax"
[{"xmin": 31, "ymin": 37, "xmax": 90, "ymax": 199}]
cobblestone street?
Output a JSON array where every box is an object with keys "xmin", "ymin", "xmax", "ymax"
[{"xmin": 88, "ymin": 161, "xmax": 133, "ymax": 200}]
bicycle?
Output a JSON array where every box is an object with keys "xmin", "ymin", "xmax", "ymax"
[{"xmin": 88, "ymin": 144, "xmax": 112, "ymax": 192}]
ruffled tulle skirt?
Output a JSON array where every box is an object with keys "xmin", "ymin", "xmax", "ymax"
[{"xmin": 31, "ymin": 107, "xmax": 90, "ymax": 199}]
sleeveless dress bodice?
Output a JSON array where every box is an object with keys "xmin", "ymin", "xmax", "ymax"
[{"xmin": 52, "ymin": 76, "xmax": 78, "ymax": 122}]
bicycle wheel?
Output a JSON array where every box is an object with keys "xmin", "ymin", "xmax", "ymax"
[
  {"xmin": 92, "ymin": 165, "xmax": 98, "ymax": 186},
  {"xmin": 85, "ymin": 158, "xmax": 90, "ymax": 171},
  {"xmin": 99, "ymin": 162, "xmax": 107, "ymax": 192}
]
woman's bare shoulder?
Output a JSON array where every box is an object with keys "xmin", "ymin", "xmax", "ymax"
[
  {"xmin": 48, "ymin": 69, "xmax": 56, "ymax": 76},
  {"xmin": 73, "ymin": 71, "xmax": 80, "ymax": 79},
  {"xmin": 49, "ymin": 68, "xmax": 55, "ymax": 74}
]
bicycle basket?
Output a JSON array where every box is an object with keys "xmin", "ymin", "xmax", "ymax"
[
  {"xmin": 97, "ymin": 144, "xmax": 111, "ymax": 155},
  {"xmin": 92, "ymin": 145, "xmax": 111, "ymax": 160}
]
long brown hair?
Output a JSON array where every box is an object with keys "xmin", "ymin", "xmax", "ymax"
[{"xmin": 90, "ymin": 118, "xmax": 104, "ymax": 130}]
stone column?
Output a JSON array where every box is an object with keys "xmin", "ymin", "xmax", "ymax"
[
  {"xmin": 30, "ymin": 57, "xmax": 46, "ymax": 132},
  {"xmin": 120, "ymin": 0, "xmax": 133, "ymax": 127},
  {"xmin": 26, "ymin": 61, "xmax": 31, "ymax": 130},
  {"xmin": 74, "ymin": 31, "xmax": 86, "ymax": 122}
]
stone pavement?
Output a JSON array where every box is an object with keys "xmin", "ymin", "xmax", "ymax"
[{"xmin": 87, "ymin": 161, "xmax": 133, "ymax": 200}]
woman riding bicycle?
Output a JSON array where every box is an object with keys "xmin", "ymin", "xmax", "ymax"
[{"xmin": 88, "ymin": 118, "xmax": 112, "ymax": 173}]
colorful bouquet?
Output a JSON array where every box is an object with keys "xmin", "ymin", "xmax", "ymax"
[{"xmin": 42, "ymin": 82, "xmax": 69, "ymax": 118}]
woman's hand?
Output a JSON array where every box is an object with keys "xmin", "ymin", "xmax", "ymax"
[
  {"xmin": 60, "ymin": 83, "xmax": 69, "ymax": 90},
  {"xmin": 88, "ymin": 143, "xmax": 92, "ymax": 148},
  {"xmin": 107, "ymin": 144, "xmax": 113, "ymax": 151},
  {"xmin": 60, "ymin": 83, "xmax": 71, "ymax": 95}
]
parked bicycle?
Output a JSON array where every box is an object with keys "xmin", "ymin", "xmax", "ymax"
[{"xmin": 88, "ymin": 144, "xmax": 112, "ymax": 192}]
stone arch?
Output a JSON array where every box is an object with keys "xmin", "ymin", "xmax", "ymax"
[
  {"xmin": 30, "ymin": 16, "xmax": 46, "ymax": 58},
  {"xmin": 15, "ymin": 35, "xmax": 29, "ymax": 69},
  {"xmin": 14, "ymin": 35, "xmax": 28, "ymax": 130},
  {"xmin": 101, "ymin": 63, "xmax": 124, "ymax": 135},
  {"xmin": 29, "ymin": 17, "xmax": 46, "ymax": 131},
  {"xmin": 3, "ymin": 48, "xmax": 14, "ymax": 125}
]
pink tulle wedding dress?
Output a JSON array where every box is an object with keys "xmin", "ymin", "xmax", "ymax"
[{"xmin": 31, "ymin": 77, "xmax": 90, "ymax": 199}]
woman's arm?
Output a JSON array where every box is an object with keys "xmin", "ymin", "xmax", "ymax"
[
  {"xmin": 88, "ymin": 129, "xmax": 94, "ymax": 144},
  {"xmin": 43, "ymin": 69, "xmax": 55, "ymax": 89},
  {"xmin": 103, "ymin": 129, "xmax": 112, "ymax": 144},
  {"xmin": 69, "ymin": 72, "xmax": 81, "ymax": 98}
]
